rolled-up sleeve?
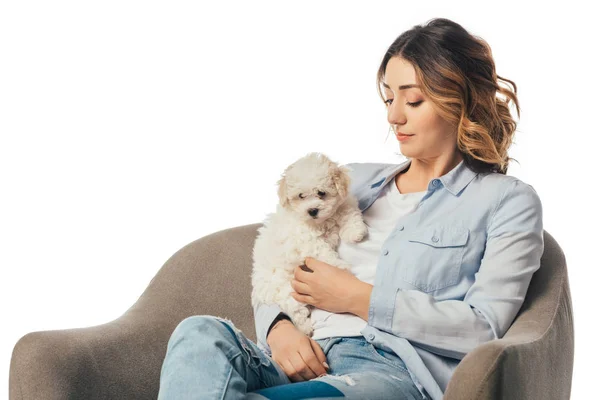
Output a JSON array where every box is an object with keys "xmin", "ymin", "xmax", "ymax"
[
  {"xmin": 368, "ymin": 179, "xmax": 544, "ymax": 360},
  {"xmin": 253, "ymin": 302, "xmax": 286, "ymax": 354}
]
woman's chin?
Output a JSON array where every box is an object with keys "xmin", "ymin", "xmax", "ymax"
[{"xmin": 398, "ymin": 146, "xmax": 417, "ymax": 157}]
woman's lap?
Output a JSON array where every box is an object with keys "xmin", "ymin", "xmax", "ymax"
[
  {"xmin": 214, "ymin": 315, "xmax": 427, "ymax": 399},
  {"xmin": 159, "ymin": 315, "xmax": 428, "ymax": 400},
  {"xmin": 248, "ymin": 336, "xmax": 426, "ymax": 400}
]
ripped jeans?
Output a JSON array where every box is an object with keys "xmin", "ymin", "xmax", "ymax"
[{"xmin": 158, "ymin": 315, "xmax": 430, "ymax": 400}]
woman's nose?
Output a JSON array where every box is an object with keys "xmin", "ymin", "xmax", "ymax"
[{"xmin": 387, "ymin": 104, "xmax": 406, "ymax": 126}]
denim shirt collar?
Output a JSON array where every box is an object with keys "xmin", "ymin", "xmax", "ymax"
[{"xmin": 368, "ymin": 158, "xmax": 478, "ymax": 197}]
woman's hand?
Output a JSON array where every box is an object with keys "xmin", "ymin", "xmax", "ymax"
[
  {"xmin": 267, "ymin": 320, "xmax": 329, "ymax": 382},
  {"xmin": 290, "ymin": 257, "xmax": 363, "ymax": 314}
]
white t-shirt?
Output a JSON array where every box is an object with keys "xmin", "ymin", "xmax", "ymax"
[{"xmin": 310, "ymin": 178, "xmax": 427, "ymax": 340}]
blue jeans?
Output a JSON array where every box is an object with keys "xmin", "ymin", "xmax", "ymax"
[{"xmin": 158, "ymin": 315, "xmax": 429, "ymax": 399}]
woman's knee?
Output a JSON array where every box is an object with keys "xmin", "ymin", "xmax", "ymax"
[{"xmin": 169, "ymin": 315, "xmax": 231, "ymax": 344}]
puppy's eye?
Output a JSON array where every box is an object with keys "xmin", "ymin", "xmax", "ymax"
[
  {"xmin": 298, "ymin": 194, "xmax": 305, "ymax": 199},
  {"xmin": 317, "ymin": 191, "xmax": 326, "ymax": 197}
]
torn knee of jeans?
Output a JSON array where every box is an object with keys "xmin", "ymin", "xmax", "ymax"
[
  {"xmin": 318, "ymin": 374, "xmax": 356, "ymax": 386},
  {"xmin": 214, "ymin": 316, "xmax": 272, "ymax": 369}
]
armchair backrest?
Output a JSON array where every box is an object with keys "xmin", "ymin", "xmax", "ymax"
[{"xmin": 124, "ymin": 223, "xmax": 261, "ymax": 341}]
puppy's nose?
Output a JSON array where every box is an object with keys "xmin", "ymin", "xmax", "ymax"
[{"xmin": 308, "ymin": 208, "xmax": 319, "ymax": 217}]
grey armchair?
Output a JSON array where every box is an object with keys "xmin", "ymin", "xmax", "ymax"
[{"xmin": 10, "ymin": 223, "xmax": 574, "ymax": 399}]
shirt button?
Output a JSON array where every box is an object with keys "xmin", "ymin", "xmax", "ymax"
[
  {"xmin": 383, "ymin": 249, "xmax": 389, "ymax": 256},
  {"xmin": 431, "ymin": 236, "xmax": 439, "ymax": 243},
  {"xmin": 432, "ymin": 179, "xmax": 440, "ymax": 186},
  {"xmin": 398, "ymin": 225, "xmax": 404, "ymax": 231},
  {"xmin": 367, "ymin": 333, "xmax": 375, "ymax": 341}
]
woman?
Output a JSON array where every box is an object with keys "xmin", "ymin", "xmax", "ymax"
[{"xmin": 157, "ymin": 17, "xmax": 544, "ymax": 400}]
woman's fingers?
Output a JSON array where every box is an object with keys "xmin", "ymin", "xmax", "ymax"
[
  {"xmin": 291, "ymin": 351, "xmax": 319, "ymax": 381},
  {"xmin": 310, "ymin": 339, "xmax": 329, "ymax": 372},
  {"xmin": 281, "ymin": 358, "xmax": 303, "ymax": 382}
]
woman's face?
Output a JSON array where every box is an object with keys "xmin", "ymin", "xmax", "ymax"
[{"xmin": 383, "ymin": 57, "xmax": 457, "ymax": 160}]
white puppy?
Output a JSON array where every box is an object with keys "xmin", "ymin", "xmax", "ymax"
[{"xmin": 251, "ymin": 152, "xmax": 368, "ymax": 337}]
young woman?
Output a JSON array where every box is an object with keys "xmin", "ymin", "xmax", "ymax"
[{"xmin": 157, "ymin": 17, "xmax": 543, "ymax": 400}]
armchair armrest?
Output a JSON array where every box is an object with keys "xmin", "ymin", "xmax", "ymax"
[
  {"xmin": 444, "ymin": 231, "xmax": 574, "ymax": 400},
  {"xmin": 10, "ymin": 223, "xmax": 264, "ymax": 400},
  {"xmin": 10, "ymin": 316, "xmax": 171, "ymax": 399}
]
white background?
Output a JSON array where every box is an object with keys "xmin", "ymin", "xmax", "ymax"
[{"xmin": 1, "ymin": 1, "xmax": 597, "ymax": 398}]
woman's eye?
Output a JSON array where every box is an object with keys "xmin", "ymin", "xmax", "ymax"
[
  {"xmin": 317, "ymin": 191, "xmax": 326, "ymax": 197},
  {"xmin": 383, "ymin": 99, "xmax": 423, "ymax": 108}
]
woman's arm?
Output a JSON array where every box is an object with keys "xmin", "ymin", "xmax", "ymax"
[
  {"xmin": 364, "ymin": 179, "xmax": 544, "ymax": 360},
  {"xmin": 267, "ymin": 312, "xmax": 292, "ymax": 339},
  {"xmin": 253, "ymin": 302, "xmax": 287, "ymax": 354},
  {"xmin": 348, "ymin": 281, "xmax": 373, "ymax": 321}
]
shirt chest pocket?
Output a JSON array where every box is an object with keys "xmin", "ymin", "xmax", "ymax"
[{"xmin": 399, "ymin": 225, "xmax": 469, "ymax": 293}]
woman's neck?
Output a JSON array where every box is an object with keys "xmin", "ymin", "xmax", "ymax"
[{"xmin": 396, "ymin": 152, "xmax": 463, "ymax": 194}]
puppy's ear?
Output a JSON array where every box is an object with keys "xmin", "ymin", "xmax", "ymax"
[
  {"xmin": 277, "ymin": 174, "xmax": 290, "ymax": 208},
  {"xmin": 332, "ymin": 165, "xmax": 352, "ymax": 199}
]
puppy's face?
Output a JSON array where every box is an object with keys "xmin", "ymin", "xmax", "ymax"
[{"xmin": 276, "ymin": 153, "xmax": 351, "ymax": 224}]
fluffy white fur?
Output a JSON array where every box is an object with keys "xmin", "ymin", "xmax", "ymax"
[{"xmin": 251, "ymin": 152, "xmax": 368, "ymax": 337}]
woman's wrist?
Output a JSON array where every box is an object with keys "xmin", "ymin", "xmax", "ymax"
[
  {"xmin": 349, "ymin": 280, "xmax": 373, "ymax": 321},
  {"xmin": 267, "ymin": 313, "xmax": 292, "ymax": 339},
  {"xmin": 271, "ymin": 318, "xmax": 293, "ymax": 332},
  {"xmin": 266, "ymin": 319, "xmax": 293, "ymax": 344}
]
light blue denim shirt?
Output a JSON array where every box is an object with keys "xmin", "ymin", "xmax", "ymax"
[{"xmin": 253, "ymin": 157, "xmax": 544, "ymax": 400}]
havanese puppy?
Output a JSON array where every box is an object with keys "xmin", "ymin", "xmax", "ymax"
[{"xmin": 251, "ymin": 152, "xmax": 368, "ymax": 337}]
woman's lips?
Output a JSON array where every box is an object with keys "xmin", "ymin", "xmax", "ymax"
[{"xmin": 396, "ymin": 132, "xmax": 414, "ymax": 141}]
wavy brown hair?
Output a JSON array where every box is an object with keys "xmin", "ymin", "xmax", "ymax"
[{"xmin": 377, "ymin": 18, "xmax": 520, "ymax": 174}]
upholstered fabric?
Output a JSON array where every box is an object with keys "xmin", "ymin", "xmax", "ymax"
[{"xmin": 9, "ymin": 224, "xmax": 574, "ymax": 399}]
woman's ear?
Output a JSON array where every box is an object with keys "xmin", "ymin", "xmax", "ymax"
[
  {"xmin": 277, "ymin": 174, "xmax": 290, "ymax": 208},
  {"xmin": 332, "ymin": 165, "xmax": 352, "ymax": 199}
]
